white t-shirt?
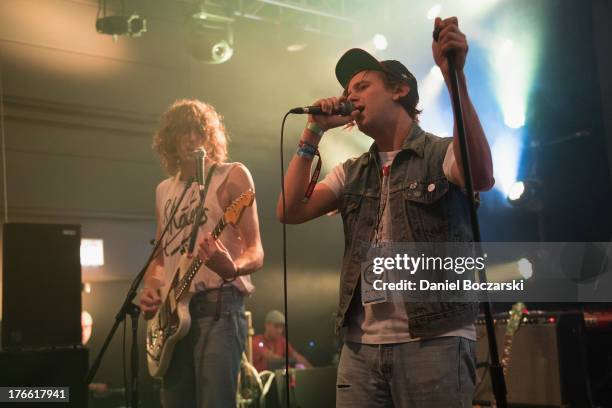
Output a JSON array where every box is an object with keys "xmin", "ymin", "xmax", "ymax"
[
  {"xmin": 151, "ymin": 162, "xmax": 255, "ymax": 297},
  {"xmin": 320, "ymin": 145, "xmax": 476, "ymax": 344}
]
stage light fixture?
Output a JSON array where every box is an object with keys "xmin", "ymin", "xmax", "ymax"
[
  {"xmin": 96, "ymin": 14, "xmax": 147, "ymax": 38},
  {"xmin": 185, "ymin": 11, "xmax": 235, "ymax": 64}
]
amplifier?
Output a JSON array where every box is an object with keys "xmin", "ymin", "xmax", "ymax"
[
  {"xmin": 2, "ymin": 223, "xmax": 82, "ymax": 349},
  {"xmin": 474, "ymin": 312, "xmax": 591, "ymax": 407}
]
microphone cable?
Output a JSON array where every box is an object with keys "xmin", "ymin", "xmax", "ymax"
[
  {"xmin": 279, "ymin": 111, "xmax": 292, "ymax": 408},
  {"xmin": 279, "ymin": 107, "xmax": 336, "ymax": 406}
]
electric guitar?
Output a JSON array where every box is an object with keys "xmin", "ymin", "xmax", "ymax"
[
  {"xmin": 146, "ymin": 189, "xmax": 255, "ymax": 378},
  {"xmin": 500, "ymin": 302, "xmax": 526, "ymax": 377},
  {"xmin": 489, "ymin": 302, "xmax": 526, "ymax": 408}
]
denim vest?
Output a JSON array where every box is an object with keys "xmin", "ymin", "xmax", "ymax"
[{"xmin": 335, "ymin": 123, "xmax": 479, "ymax": 338}]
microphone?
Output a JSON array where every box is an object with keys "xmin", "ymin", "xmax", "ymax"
[
  {"xmin": 290, "ymin": 101, "xmax": 355, "ymax": 116},
  {"xmin": 194, "ymin": 148, "xmax": 206, "ymax": 192}
]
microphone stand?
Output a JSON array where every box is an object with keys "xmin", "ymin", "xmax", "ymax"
[
  {"xmin": 434, "ymin": 28, "xmax": 508, "ymax": 408},
  {"xmin": 85, "ymin": 176, "xmax": 195, "ymax": 408}
]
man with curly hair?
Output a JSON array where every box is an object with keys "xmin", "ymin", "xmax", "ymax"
[{"xmin": 140, "ymin": 99, "xmax": 264, "ymax": 408}]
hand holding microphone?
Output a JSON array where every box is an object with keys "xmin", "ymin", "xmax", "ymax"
[{"xmin": 293, "ymin": 96, "xmax": 361, "ymax": 136}]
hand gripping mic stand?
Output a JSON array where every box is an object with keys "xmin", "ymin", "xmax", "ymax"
[
  {"xmin": 433, "ymin": 26, "xmax": 508, "ymax": 408},
  {"xmin": 85, "ymin": 176, "xmax": 195, "ymax": 408}
]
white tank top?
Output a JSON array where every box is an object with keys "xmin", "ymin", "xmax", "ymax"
[{"xmin": 155, "ymin": 162, "xmax": 255, "ymax": 295}]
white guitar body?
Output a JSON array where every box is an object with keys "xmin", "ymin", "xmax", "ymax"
[{"xmin": 146, "ymin": 255, "xmax": 201, "ymax": 379}]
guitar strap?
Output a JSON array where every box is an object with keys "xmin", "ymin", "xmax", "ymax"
[{"xmin": 202, "ymin": 163, "xmax": 218, "ymax": 203}]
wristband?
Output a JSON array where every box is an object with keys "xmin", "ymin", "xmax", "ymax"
[
  {"xmin": 306, "ymin": 121, "xmax": 325, "ymax": 138},
  {"xmin": 296, "ymin": 139, "xmax": 323, "ymax": 202},
  {"xmin": 297, "ymin": 141, "xmax": 317, "ymax": 159}
]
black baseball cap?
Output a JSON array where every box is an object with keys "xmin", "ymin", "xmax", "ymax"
[{"xmin": 335, "ymin": 48, "xmax": 419, "ymax": 104}]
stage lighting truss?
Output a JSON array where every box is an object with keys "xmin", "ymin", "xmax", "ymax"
[{"xmin": 178, "ymin": 0, "xmax": 358, "ymax": 39}]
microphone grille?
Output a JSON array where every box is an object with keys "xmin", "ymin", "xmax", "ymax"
[{"xmin": 340, "ymin": 101, "xmax": 354, "ymax": 116}]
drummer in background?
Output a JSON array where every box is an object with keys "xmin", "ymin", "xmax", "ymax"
[{"xmin": 251, "ymin": 310, "xmax": 312, "ymax": 372}]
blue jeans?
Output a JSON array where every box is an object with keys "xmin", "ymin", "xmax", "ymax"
[
  {"xmin": 161, "ymin": 287, "xmax": 247, "ymax": 408},
  {"xmin": 336, "ymin": 337, "xmax": 476, "ymax": 408}
]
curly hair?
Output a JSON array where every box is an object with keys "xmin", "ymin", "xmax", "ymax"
[{"xmin": 153, "ymin": 99, "xmax": 229, "ymax": 175}]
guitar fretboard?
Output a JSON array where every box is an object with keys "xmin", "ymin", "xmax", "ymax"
[
  {"xmin": 211, "ymin": 218, "xmax": 226, "ymax": 240},
  {"xmin": 174, "ymin": 256, "xmax": 204, "ymax": 301},
  {"xmin": 174, "ymin": 216, "xmax": 228, "ymax": 301}
]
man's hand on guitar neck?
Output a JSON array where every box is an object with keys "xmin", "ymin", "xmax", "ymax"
[
  {"xmin": 197, "ymin": 233, "xmax": 238, "ymax": 282},
  {"xmin": 140, "ymin": 287, "xmax": 161, "ymax": 320}
]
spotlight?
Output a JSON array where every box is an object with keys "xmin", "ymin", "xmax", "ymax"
[
  {"xmin": 491, "ymin": 132, "xmax": 523, "ymax": 197},
  {"xmin": 96, "ymin": 14, "xmax": 147, "ymax": 37},
  {"xmin": 507, "ymin": 179, "xmax": 543, "ymax": 211},
  {"xmin": 507, "ymin": 181, "xmax": 525, "ymax": 201},
  {"xmin": 517, "ymin": 258, "xmax": 533, "ymax": 279},
  {"xmin": 373, "ymin": 34, "xmax": 388, "ymax": 50},
  {"xmin": 487, "ymin": 256, "xmax": 536, "ymax": 283},
  {"xmin": 504, "ymin": 109, "xmax": 526, "ymax": 129},
  {"xmin": 185, "ymin": 13, "xmax": 234, "ymax": 64},
  {"xmin": 492, "ymin": 35, "xmax": 536, "ymax": 130}
]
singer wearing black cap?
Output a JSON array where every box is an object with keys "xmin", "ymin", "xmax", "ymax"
[{"xmin": 277, "ymin": 17, "xmax": 494, "ymax": 407}]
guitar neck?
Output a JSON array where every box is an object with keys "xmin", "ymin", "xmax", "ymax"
[
  {"xmin": 501, "ymin": 334, "xmax": 513, "ymax": 370},
  {"xmin": 174, "ymin": 216, "xmax": 228, "ymax": 300},
  {"xmin": 211, "ymin": 216, "xmax": 227, "ymax": 241}
]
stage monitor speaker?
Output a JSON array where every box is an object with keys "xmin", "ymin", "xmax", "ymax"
[
  {"xmin": 0, "ymin": 347, "xmax": 88, "ymax": 407},
  {"xmin": 2, "ymin": 223, "xmax": 82, "ymax": 350},
  {"xmin": 474, "ymin": 312, "xmax": 591, "ymax": 407}
]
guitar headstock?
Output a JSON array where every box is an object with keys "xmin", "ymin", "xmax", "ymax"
[
  {"xmin": 506, "ymin": 302, "xmax": 526, "ymax": 335},
  {"xmin": 224, "ymin": 189, "xmax": 255, "ymax": 226}
]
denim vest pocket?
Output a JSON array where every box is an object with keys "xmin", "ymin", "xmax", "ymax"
[{"xmin": 402, "ymin": 178, "xmax": 450, "ymax": 241}]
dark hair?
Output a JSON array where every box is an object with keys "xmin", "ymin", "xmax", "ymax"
[{"xmin": 378, "ymin": 71, "xmax": 422, "ymax": 121}]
